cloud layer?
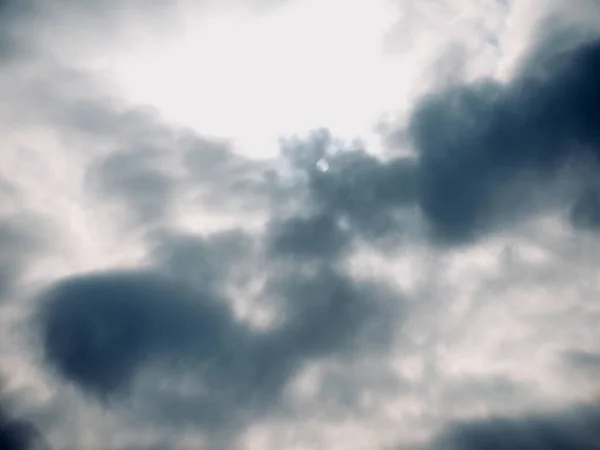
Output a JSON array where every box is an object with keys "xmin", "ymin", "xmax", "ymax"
[{"xmin": 1, "ymin": 1, "xmax": 600, "ymax": 449}]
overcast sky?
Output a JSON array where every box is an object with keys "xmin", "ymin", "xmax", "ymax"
[{"xmin": 1, "ymin": 0, "xmax": 600, "ymax": 449}]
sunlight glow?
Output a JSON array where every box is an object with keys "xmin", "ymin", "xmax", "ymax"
[{"xmin": 107, "ymin": 0, "xmax": 413, "ymax": 158}]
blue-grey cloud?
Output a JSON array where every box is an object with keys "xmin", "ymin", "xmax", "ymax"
[
  {"xmin": 3, "ymin": 2, "xmax": 599, "ymax": 448},
  {"xmin": 274, "ymin": 32, "xmax": 600, "ymax": 247},
  {"xmin": 38, "ymin": 270, "xmax": 241, "ymax": 399},
  {"xmin": 0, "ymin": 380, "xmax": 50, "ymax": 450},
  {"xmin": 428, "ymin": 403, "xmax": 600, "ymax": 450},
  {"xmin": 0, "ymin": 213, "xmax": 47, "ymax": 302},
  {"xmin": 407, "ymin": 32, "xmax": 600, "ymax": 243},
  {"xmin": 36, "ymin": 248, "xmax": 401, "ymax": 431},
  {"xmin": 86, "ymin": 148, "xmax": 179, "ymax": 227}
]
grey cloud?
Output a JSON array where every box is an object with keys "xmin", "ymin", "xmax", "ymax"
[
  {"xmin": 149, "ymin": 228, "xmax": 254, "ymax": 292},
  {"xmin": 10, "ymin": 20, "xmax": 408, "ymax": 436},
  {"xmin": 407, "ymin": 32, "xmax": 600, "ymax": 243},
  {"xmin": 9, "ymin": 2, "xmax": 599, "ymax": 252},
  {"xmin": 267, "ymin": 213, "xmax": 351, "ymax": 262},
  {"xmin": 0, "ymin": 380, "xmax": 50, "ymax": 450},
  {"xmin": 0, "ymin": 411, "xmax": 47, "ymax": 450},
  {"xmin": 275, "ymin": 131, "xmax": 418, "ymax": 256},
  {"xmin": 182, "ymin": 135, "xmax": 282, "ymax": 211},
  {"xmin": 38, "ymin": 270, "xmax": 241, "ymax": 399},
  {"xmin": 87, "ymin": 148, "xmax": 179, "ymax": 227},
  {"xmin": 268, "ymin": 266, "xmax": 399, "ymax": 360},
  {"xmin": 306, "ymin": 150, "xmax": 418, "ymax": 240},
  {"xmin": 428, "ymin": 403, "xmax": 600, "ymax": 450},
  {"xmin": 1, "ymin": 69, "xmax": 279, "ymax": 230},
  {"xmin": 0, "ymin": 0, "xmax": 293, "ymax": 67},
  {"xmin": 563, "ymin": 350, "xmax": 600, "ymax": 374},
  {"xmin": 570, "ymin": 187, "xmax": 600, "ymax": 231},
  {"xmin": 273, "ymin": 29, "xmax": 600, "ymax": 247},
  {"xmin": 0, "ymin": 214, "xmax": 47, "ymax": 301},
  {"xmin": 438, "ymin": 375, "xmax": 537, "ymax": 414},
  {"xmin": 36, "ymin": 241, "xmax": 402, "ymax": 432}
]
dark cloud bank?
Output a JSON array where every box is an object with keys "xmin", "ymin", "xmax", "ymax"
[{"xmin": 1, "ymin": 1, "xmax": 599, "ymax": 447}]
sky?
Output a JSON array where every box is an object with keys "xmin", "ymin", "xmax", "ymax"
[{"xmin": 1, "ymin": 0, "xmax": 600, "ymax": 449}]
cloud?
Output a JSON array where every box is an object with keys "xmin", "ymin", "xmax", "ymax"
[
  {"xmin": 0, "ymin": 0, "xmax": 294, "ymax": 68},
  {"xmin": 263, "ymin": 26, "xmax": 600, "ymax": 248},
  {"xmin": 35, "ymin": 231, "xmax": 402, "ymax": 433},
  {"xmin": 268, "ymin": 212, "xmax": 351, "ymax": 261},
  {"xmin": 570, "ymin": 187, "xmax": 600, "ymax": 231},
  {"xmin": 428, "ymin": 403, "xmax": 600, "ymax": 450},
  {"xmin": 406, "ymin": 30, "xmax": 600, "ymax": 243},
  {"xmin": 0, "ymin": 379, "xmax": 49, "ymax": 450},
  {"xmin": 37, "ymin": 270, "xmax": 241, "ymax": 399},
  {"xmin": 2, "ymin": 0, "xmax": 600, "ymax": 448},
  {"xmin": 0, "ymin": 412, "xmax": 45, "ymax": 450},
  {"xmin": 0, "ymin": 212, "xmax": 48, "ymax": 301},
  {"xmin": 305, "ymin": 149, "xmax": 418, "ymax": 240},
  {"xmin": 86, "ymin": 147, "xmax": 180, "ymax": 227}
]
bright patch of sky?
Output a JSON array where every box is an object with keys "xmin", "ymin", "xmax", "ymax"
[{"xmin": 103, "ymin": 0, "xmax": 418, "ymax": 158}]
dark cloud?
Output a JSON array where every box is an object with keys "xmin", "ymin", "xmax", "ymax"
[
  {"xmin": 148, "ymin": 228, "xmax": 255, "ymax": 295},
  {"xmin": 268, "ymin": 266, "xmax": 398, "ymax": 360},
  {"xmin": 281, "ymin": 130, "xmax": 417, "ymax": 230},
  {"xmin": 428, "ymin": 403, "xmax": 600, "ymax": 450},
  {"xmin": 36, "ymin": 247, "xmax": 401, "ymax": 432},
  {"xmin": 182, "ymin": 134, "xmax": 283, "ymax": 211},
  {"xmin": 268, "ymin": 213, "xmax": 351, "ymax": 261},
  {"xmin": 0, "ymin": 411, "xmax": 46, "ymax": 450},
  {"xmin": 0, "ymin": 380, "xmax": 49, "ymax": 450},
  {"xmin": 5, "ymin": 0, "xmax": 597, "ymax": 253},
  {"xmin": 37, "ymin": 270, "xmax": 241, "ymax": 399},
  {"xmin": 306, "ymin": 149, "xmax": 418, "ymax": 240},
  {"xmin": 406, "ymin": 32, "xmax": 600, "ymax": 243},
  {"xmin": 274, "ymin": 130, "xmax": 418, "ymax": 257},
  {"xmin": 276, "ymin": 33, "xmax": 600, "ymax": 247},
  {"xmin": 80, "ymin": 120, "xmax": 280, "ymax": 228}
]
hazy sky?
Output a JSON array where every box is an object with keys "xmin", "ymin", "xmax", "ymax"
[{"xmin": 1, "ymin": 1, "xmax": 600, "ymax": 449}]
